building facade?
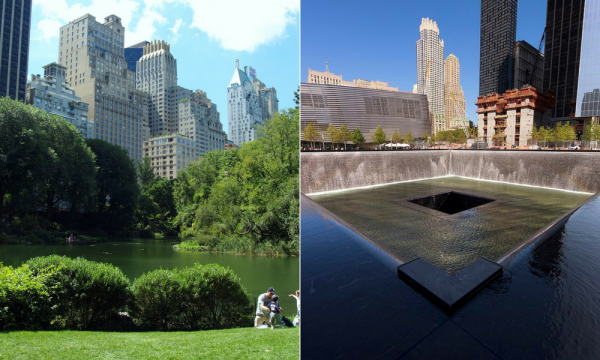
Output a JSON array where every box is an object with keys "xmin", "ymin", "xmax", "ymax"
[
  {"xmin": 58, "ymin": 14, "xmax": 149, "ymax": 160},
  {"xmin": 27, "ymin": 63, "xmax": 91, "ymax": 138},
  {"xmin": 416, "ymin": 17, "xmax": 445, "ymax": 131},
  {"xmin": 544, "ymin": 0, "xmax": 585, "ymax": 120},
  {"xmin": 178, "ymin": 90, "xmax": 226, "ymax": 156},
  {"xmin": 513, "ymin": 40, "xmax": 544, "ymax": 91},
  {"xmin": 136, "ymin": 40, "xmax": 179, "ymax": 136},
  {"xmin": 307, "ymin": 65, "xmax": 399, "ymax": 92},
  {"xmin": 124, "ymin": 40, "xmax": 149, "ymax": 75},
  {"xmin": 1, "ymin": 0, "xmax": 32, "ymax": 101},
  {"xmin": 143, "ymin": 134, "xmax": 196, "ymax": 180},
  {"xmin": 228, "ymin": 60, "xmax": 263, "ymax": 146},
  {"xmin": 476, "ymin": 86, "xmax": 555, "ymax": 147},
  {"xmin": 300, "ymin": 82, "xmax": 431, "ymax": 143},
  {"xmin": 480, "ymin": 0, "xmax": 518, "ymax": 96},
  {"xmin": 576, "ymin": 0, "xmax": 600, "ymax": 118},
  {"xmin": 253, "ymin": 78, "xmax": 279, "ymax": 121},
  {"xmin": 444, "ymin": 53, "xmax": 467, "ymax": 131}
]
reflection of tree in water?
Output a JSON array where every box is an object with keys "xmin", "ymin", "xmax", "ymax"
[{"xmin": 527, "ymin": 228, "xmax": 566, "ymax": 286}]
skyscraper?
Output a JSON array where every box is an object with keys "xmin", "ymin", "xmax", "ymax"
[
  {"xmin": 544, "ymin": 0, "xmax": 585, "ymax": 120},
  {"xmin": 0, "ymin": 0, "xmax": 32, "ymax": 101},
  {"xmin": 479, "ymin": 0, "xmax": 518, "ymax": 96},
  {"xmin": 253, "ymin": 78, "xmax": 279, "ymax": 122},
  {"xmin": 444, "ymin": 53, "xmax": 467, "ymax": 130},
  {"xmin": 513, "ymin": 40, "xmax": 544, "ymax": 90},
  {"xmin": 125, "ymin": 41, "xmax": 149, "ymax": 74},
  {"xmin": 58, "ymin": 14, "xmax": 149, "ymax": 160},
  {"xmin": 417, "ymin": 17, "xmax": 445, "ymax": 133},
  {"xmin": 227, "ymin": 60, "xmax": 264, "ymax": 146},
  {"xmin": 136, "ymin": 40, "xmax": 179, "ymax": 136},
  {"xmin": 576, "ymin": 0, "xmax": 600, "ymax": 117}
]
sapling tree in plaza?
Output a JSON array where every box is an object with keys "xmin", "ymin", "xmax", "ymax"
[
  {"xmin": 352, "ymin": 128, "xmax": 366, "ymax": 149},
  {"xmin": 372, "ymin": 126, "xmax": 387, "ymax": 148}
]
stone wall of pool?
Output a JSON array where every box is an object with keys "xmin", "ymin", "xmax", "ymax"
[{"xmin": 301, "ymin": 150, "xmax": 600, "ymax": 194}]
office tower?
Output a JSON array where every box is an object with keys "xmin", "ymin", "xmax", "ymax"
[
  {"xmin": 417, "ymin": 17, "xmax": 445, "ymax": 133},
  {"xmin": 575, "ymin": 0, "xmax": 600, "ymax": 117},
  {"xmin": 228, "ymin": 60, "xmax": 264, "ymax": 146},
  {"xmin": 143, "ymin": 134, "xmax": 196, "ymax": 180},
  {"xmin": 58, "ymin": 14, "xmax": 149, "ymax": 160},
  {"xmin": 136, "ymin": 40, "xmax": 179, "ymax": 136},
  {"xmin": 513, "ymin": 40, "xmax": 544, "ymax": 90},
  {"xmin": 252, "ymin": 78, "xmax": 279, "ymax": 121},
  {"xmin": 125, "ymin": 41, "xmax": 149, "ymax": 74},
  {"xmin": 178, "ymin": 89, "xmax": 226, "ymax": 156},
  {"xmin": 544, "ymin": 0, "xmax": 584, "ymax": 120},
  {"xmin": 27, "ymin": 63, "xmax": 91, "ymax": 138},
  {"xmin": 0, "ymin": 0, "xmax": 32, "ymax": 101},
  {"xmin": 444, "ymin": 54, "xmax": 467, "ymax": 130},
  {"xmin": 479, "ymin": 0, "xmax": 518, "ymax": 96}
]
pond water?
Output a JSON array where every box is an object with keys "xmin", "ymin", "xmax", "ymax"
[{"xmin": 0, "ymin": 238, "xmax": 299, "ymax": 303}]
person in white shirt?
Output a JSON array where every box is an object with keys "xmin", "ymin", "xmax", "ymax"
[
  {"xmin": 289, "ymin": 290, "xmax": 300, "ymax": 325},
  {"xmin": 254, "ymin": 287, "xmax": 276, "ymax": 328}
]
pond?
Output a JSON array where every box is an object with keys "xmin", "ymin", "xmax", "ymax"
[{"xmin": 0, "ymin": 238, "xmax": 299, "ymax": 307}]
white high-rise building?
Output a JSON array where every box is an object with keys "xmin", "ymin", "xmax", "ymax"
[
  {"xmin": 228, "ymin": 60, "xmax": 264, "ymax": 146},
  {"xmin": 417, "ymin": 17, "xmax": 445, "ymax": 133},
  {"xmin": 444, "ymin": 53, "xmax": 468, "ymax": 131},
  {"xmin": 58, "ymin": 14, "xmax": 149, "ymax": 160},
  {"xmin": 136, "ymin": 40, "xmax": 179, "ymax": 136}
]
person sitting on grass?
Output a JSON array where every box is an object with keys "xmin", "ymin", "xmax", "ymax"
[
  {"xmin": 254, "ymin": 287, "xmax": 276, "ymax": 328},
  {"xmin": 268, "ymin": 295, "xmax": 283, "ymax": 329},
  {"xmin": 289, "ymin": 290, "xmax": 300, "ymax": 325}
]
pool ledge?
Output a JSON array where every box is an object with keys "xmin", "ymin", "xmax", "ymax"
[{"xmin": 397, "ymin": 257, "xmax": 503, "ymax": 314}]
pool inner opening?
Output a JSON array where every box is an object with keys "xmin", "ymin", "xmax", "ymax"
[{"xmin": 407, "ymin": 191, "xmax": 495, "ymax": 215}]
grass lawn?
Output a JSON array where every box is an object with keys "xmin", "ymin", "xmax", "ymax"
[{"xmin": 0, "ymin": 326, "xmax": 299, "ymax": 360}]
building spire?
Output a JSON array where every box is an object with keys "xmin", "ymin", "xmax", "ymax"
[
  {"xmin": 326, "ymin": 61, "xmax": 328, "ymax": 72},
  {"xmin": 236, "ymin": 59, "xmax": 239, "ymax": 70}
]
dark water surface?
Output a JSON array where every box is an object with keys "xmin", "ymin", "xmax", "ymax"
[
  {"xmin": 301, "ymin": 195, "xmax": 600, "ymax": 359},
  {"xmin": 0, "ymin": 238, "xmax": 299, "ymax": 299},
  {"xmin": 310, "ymin": 177, "xmax": 590, "ymax": 273}
]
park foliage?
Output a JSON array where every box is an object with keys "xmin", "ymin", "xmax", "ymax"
[
  {"xmin": 0, "ymin": 96, "xmax": 299, "ymax": 256},
  {"xmin": 173, "ymin": 109, "xmax": 299, "ymax": 256},
  {"xmin": 0, "ymin": 256, "xmax": 252, "ymax": 331}
]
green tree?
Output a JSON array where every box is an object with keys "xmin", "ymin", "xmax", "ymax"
[
  {"xmin": 0, "ymin": 98, "xmax": 59, "ymax": 221},
  {"xmin": 391, "ymin": 130, "xmax": 403, "ymax": 145},
  {"xmin": 339, "ymin": 123, "xmax": 352, "ymax": 150},
  {"xmin": 352, "ymin": 128, "xmax": 366, "ymax": 148},
  {"xmin": 86, "ymin": 139, "xmax": 140, "ymax": 231},
  {"xmin": 405, "ymin": 132, "xmax": 415, "ymax": 144},
  {"xmin": 455, "ymin": 130, "xmax": 467, "ymax": 144},
  {"xmin": 372, "ymin": 126, "xmax": 387, "ymax": 148},
  {"xmin": 325, "ymin": 123, "xmax": 339, "ymax": 150},
  {"xmin": 138, "ymin": 157, "xmax": 157, "ymax": 190},
  {"xmin": 302, "ymin": 123, "xmax": 319, "ymax": 149},
  {"xmin": 294, "ymin": 86, "xmax": 300, "ymax": 109}
]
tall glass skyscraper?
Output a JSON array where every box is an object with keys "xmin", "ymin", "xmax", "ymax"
[
  {"xmin": 479, "ymin": 0, "xmax": 518, "ymax": 96},
  {"xmin": 124, "ymin": 41, "xmax": 149, "ymax": 74},
  {"xmin": 544, "ymin": 0, "xmax": 585, "ymax": 119},
  {"xmin": 576, "ymin": 0, "xmax": 600, "ymax": 117},
  {"xmin": 0, "ymin": 0, "xmax": 32, "ymax": 101}
]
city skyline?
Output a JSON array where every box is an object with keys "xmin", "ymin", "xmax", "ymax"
[
  {"xmin": 28, "ymin": 0, "xmax": 299, "ymax": 137},
  {"xmin": 301, "ymin": 0, "xmax": 546, "ymax": 126}
]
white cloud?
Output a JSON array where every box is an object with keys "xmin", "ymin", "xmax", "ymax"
[
  {"xmin": 32, "ymin": 0, "xmax": 299, "ymax": 51},
  {"xmin": 169, "ymin": 18, "xmax": 183, "ymax": 43},
  {"xmin": 184, "ymin": 0, "xmax": 299, "ymax": 52}
]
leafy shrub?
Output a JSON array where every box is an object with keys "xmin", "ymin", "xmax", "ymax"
[
  {"xmin": 86, "ymin": 227, "xmax": 108, "ymax": 239},
  {"xmin": 137, "ymin": 228, "xmax": 155, "ymax": 238},
  {"xmin": 26, "ymin": 255, "xmax": 131, "ymax": 330},
  {"xmin": 131, "ymin": 264, "xmax": 252, "ymax": 330},
  {"xmin": 162, "ymin": 229, "xmax": 178, "ymax": 237},
  {"xmin": 0, "ymin": 263, "xmax": 60, "ymax": 330}
]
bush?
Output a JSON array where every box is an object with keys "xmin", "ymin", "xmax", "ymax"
[
  {"xmin": 137, "ymin": 228, "xmax": 155, "ymax": 238},
  {"xmin": 26, "ymin": 255, "xmax": 131, "ymax": 330},
  {"xmin": 131, "ymin": 264, "xmax": 252, "ymax": 330},
  {"xmin": 0, "ymin": 263, "xmax": 60, "ymax": 330}
]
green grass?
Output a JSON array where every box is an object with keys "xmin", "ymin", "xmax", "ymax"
[{"xmin": 0, "ymin": 327, "xmax": 299, "ymax": 360}]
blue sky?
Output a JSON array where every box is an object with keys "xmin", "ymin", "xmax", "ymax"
[
  {"xmin": 29, "ymin": 0, "xmax": 300, "ymax": 137},
  {"xmin": 301, "ymin": 0, "xmax": 547, "ymax": 125}
]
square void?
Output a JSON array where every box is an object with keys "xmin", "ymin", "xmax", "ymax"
[{"xmin": 407, "ymin": 191, "xmax": 495, "ymax": 215}]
